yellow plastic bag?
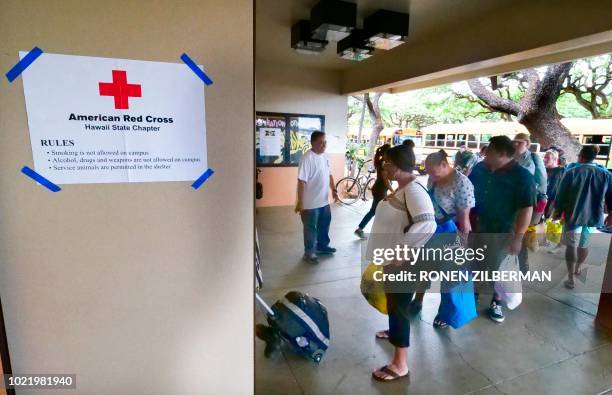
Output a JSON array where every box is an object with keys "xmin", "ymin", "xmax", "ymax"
[
  {"xmin": 360, "ymin": 262, "xmax": 387, "ymax": 315},
  {"xmin": 545, "ymin": 219, "xmax": 562, "ymax": 244},
  {"xmin": 525, "ymin": 225, "xmax": 539, "ymax": 252}
]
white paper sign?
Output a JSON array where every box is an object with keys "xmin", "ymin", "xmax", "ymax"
[
  {"xmin": 259, "ymin": 128, "xmax": 282, "ymax": 156},
  {"xmin": 20, "ymin": 51, "xmax": 207, "ymax": 184}
]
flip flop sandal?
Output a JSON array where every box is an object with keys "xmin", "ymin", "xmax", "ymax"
[
  {"xmin": 372, "ymin": 365, "xmax": 409, "ymax": 382},
  {"xmin": 433, "ymin": 316, "xmax": 449, "ymax": 328},
  {"xmin": 375, "ymin": 330, "xmax": 389, "ymax": 339}
]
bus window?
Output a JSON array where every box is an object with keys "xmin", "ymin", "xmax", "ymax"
[
  {"xmin": 597, "ymin": 145, "xmax": 610, "ymax": 157},
  {"xmin": 436, "ymin": 134, "xmax": 445, "ymax": 147},
  {"xmin": 467, "ymin": 134, "xmax": 478, "ymax": 149},
  {"xmin": 604, "ymin": 136, "xmax": 611, "ymax": 144},
  {"xmin": 394, "ymin": 135, "xmax": 423, "ymax": 147},
  {"xmin": 425, "ymin": 134, "xmax": 436, "ymax": 147},
  {"xmin": 457, "ymin": 134, "xmax": 467, "ymax": 145},
  {"xmin": 480, "ymin": 134, "xmax": 492, "ymax": 143},
  {"xmin": 446, "ymin": 134, "xmax": 456, "ymax": 147},
  {"xmin": 584, "ymin": 135, "xmax": 607, "ymax": 144}
]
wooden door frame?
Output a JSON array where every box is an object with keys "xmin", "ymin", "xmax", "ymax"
[
  {"xmin": 0, "ymin": 297, "xmax": 14, "ymax": 395},
  {"xmin": 596, "ymin": 238, "xmax": 612, "ymax": 329}
]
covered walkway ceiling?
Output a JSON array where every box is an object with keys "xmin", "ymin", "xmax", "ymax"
[{"xmin": 256, "ymin": 0, "xmax": 612, "ymax": 94}]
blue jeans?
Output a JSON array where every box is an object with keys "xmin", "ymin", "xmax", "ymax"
[{"xmin": 300, "ymin": 205, "xmax": 331, "ymax": 254}]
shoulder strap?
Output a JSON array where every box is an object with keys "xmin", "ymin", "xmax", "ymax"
[
  {"xmin": 402, "ymin": 181, "xmax": 429, "ymax": 226},
  {"xmin": 429, "ymin": 184, "xmax": 451, "ymax": 221},
  {"xmin": 403, "ymin": 187, "xmax": 412, "ymax": 225},
  {"xmin": 413, "ymin": 180, "xmax": 428, "ymax": 193}
]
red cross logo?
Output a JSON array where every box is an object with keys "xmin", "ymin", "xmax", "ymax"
[{"xmin": 98, "ymin": 70, "xmax": 142, "ymax": 110}]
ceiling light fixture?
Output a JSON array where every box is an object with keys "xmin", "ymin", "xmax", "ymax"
[
  {"xmin": 363, "ymin": 10, "xmax": 409, "ymax": 50},
  {"xmin": 291, "ymin": 20, "xmax": 328, "ymax": 54},
  {"xmin": 337, "ymin": 30, "xmax": 374, "ymax": 61},
  {"xmin": 310, "ymin": 0, "xmax": 357, "ymax": 42}
]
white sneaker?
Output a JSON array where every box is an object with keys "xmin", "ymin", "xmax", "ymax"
[
  {"xmin": 302, "ymin": 253, "xmax": 319, "ymax": 264},
  {"xmin": 489, "ymin": 301, "xmax": 505, "ymax": 323}
]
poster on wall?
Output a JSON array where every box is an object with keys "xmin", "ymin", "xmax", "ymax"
[
  {"xmin": 259, "ymin": 128, "xmax": 282, "ymax": 157},
  {"xmin": 289, "ymin": 116, "xmax": 322, "ymax": 164},
  {"xmin": 255, "ymin": 112, "xmax": 324, "ymax": 166},
  {"xmin": 20, "ymin": 51, "xmax": 207, "ymax": 184},
  {"xmin": 255, "ymin": 115, "xmax": 286, "ymax": 164}
]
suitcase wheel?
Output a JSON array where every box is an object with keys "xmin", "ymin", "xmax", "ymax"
[{"xmin": 312, "ymin": 350, "xmax": 323, "ymax": 363}]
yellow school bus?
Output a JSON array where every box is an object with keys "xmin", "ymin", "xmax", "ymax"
[{"xmin": 420, "ymin": 119, "xmax": 612, "ymax": 168}]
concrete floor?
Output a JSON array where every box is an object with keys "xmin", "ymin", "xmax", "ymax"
[{"xmin": 255, "ymin": 202, "xmax": 612, "ymax": 395}]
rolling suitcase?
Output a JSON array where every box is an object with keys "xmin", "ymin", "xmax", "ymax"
[{"xmin": 255, "ymin": 291, "xmax": 330, "ymax": 363}]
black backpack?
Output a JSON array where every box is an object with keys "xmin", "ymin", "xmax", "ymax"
[{"xmin": 256, "ymin": 169, "xmax": 263, "ymax": 199}]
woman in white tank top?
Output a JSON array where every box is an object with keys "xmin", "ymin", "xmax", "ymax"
[{"xmin": 368, "ymin": 145, "xmax": 436, "ymax": 382}]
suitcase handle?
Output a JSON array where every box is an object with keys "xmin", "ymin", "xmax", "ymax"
[{"xmin": 255, "ymin": 293, "xmax": 275, "ymax": 317}]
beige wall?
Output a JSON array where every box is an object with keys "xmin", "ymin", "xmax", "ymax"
[
  {"xmin": 0, "ymin": 1, "xmax": 253, "ymax": 394},
  {"xmin": 256, "ymin": 61, "xmax": 347, "ymax": 207},
  {"xmin": 256, "ymin": 156, "xmax": 344, "ymax": 207},
  {"xmin": 343, "ymin": 0, "xmax": 612, "ymax": 94}
]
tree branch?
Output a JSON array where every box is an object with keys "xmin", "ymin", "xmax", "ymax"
[
  {"xmin": 467, "ymin": 78, "xmax": 520, "ymax": 116},
  {"xmin": 535, "ymin": 63, "xmax": 572, "ymax": 110}
]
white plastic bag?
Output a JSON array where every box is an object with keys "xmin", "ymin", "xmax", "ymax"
[{"xmin": 494, "ymin": 254, "xmax": 522, "ymax": 310}]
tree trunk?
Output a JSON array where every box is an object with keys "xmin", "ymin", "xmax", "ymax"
[
  {"xmin": 365, "ymin": 92, "xmax": 384, "ymax": 161},
  {"xmin": 352, "ymin": 98, "xmax": 366, "ymax": 177},
  {"xmin": 520, "ymin": 114, "xmax": 581, "ymax": 161},
  {"xmin": 357, "ymin": 97, "xmax": 366, "ymax": 142},
  {"xmin": 368, "ymin": 118, "xmax": 384, "ymax": 161},
  {"xmin": 468, "ymin": 62, "xmax": 582, "ymax": 162},
  {"xmin": 518, "ymin": 63, "xmax": 581, "ymax": 161}
]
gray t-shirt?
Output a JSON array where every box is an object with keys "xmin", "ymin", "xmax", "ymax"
[{"xmin": 430, "ymin": 170, "xmax": 475, "ymax": 221}]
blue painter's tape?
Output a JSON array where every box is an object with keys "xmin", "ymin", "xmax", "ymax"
[
  {"xmin": 191, "ymin": 168, "xmax": 214, "ymax": 189},
  {"xmin": 180, "ymin": 53, "xmax": 213, "ymax": 85},
  {"xmin": 21, "ymin": 166, "xmax": 61, "ymax": 192},
  {"xmin": 6, "ymin": 47, "xmax": 44, "ymax": 82}
]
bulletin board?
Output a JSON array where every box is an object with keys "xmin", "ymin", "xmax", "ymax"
[{"xmin": 256, "ymin": 112, "xmax": 325, "ymax": 166}]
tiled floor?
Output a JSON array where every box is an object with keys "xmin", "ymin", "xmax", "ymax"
[{"xmin": 255, "ymin": 202, "xmax": 612, "ymax": 395}]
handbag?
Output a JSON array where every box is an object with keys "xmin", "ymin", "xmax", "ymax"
[
  {"xmin": 438, "ymin": 272, "xmax": 477, "ymax": 329},
  {"xmin": 360, "ymin": 262, "xmax": 387, "ymax": 315},
  {"xmin": 545, "ymin": 219, "xmax": 562, "ymax": 244},
  {"xmin": 494, "ymin": 254, "xmax": 522, "ymax": 310},
  {"xmin": 525, "ymin": 225, "xmax": 539, "ymax": 252},
  {"xmin": 429, "ymin": 184, "xmax": 459, "ymax": 234}
]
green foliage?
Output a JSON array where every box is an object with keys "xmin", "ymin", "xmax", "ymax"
[
  {"xmin": 348, "ymin": 83, "xmax": 509, "ymax": 131},
  {"xmin": 347, "ymin": 54, "xmax": 612, "ymax": 132},
  {"xmin": 562, "ymin": 54, "xmax": 611, "ymax": 118},
  {"xmin": 557, "ymin": 92, "xmax": 593, "ymax": 118}
]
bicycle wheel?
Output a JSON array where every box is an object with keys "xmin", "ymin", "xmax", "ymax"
[
  {"xmin": 364, "ymin": 178, "xmax": 376, "ymax": 201},
  {"xmin": 335, "ymin": 177, "xmax": 362, "ymax": 205}
]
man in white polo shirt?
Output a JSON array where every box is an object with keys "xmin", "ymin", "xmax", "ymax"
[{"xmin": 295, "ymin": 131, "xmax": 339, "ymax": 263}]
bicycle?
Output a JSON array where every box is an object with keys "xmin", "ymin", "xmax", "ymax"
[{"xmin": 335, "ymin": 159, "xmax": 377, "ymax": 205}]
